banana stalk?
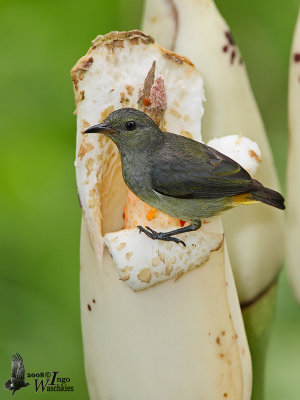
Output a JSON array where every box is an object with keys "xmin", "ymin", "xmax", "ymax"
[
  {"xmin": 287, "ymin": 10, "xmax": 300, "ymax": 304},
  {"xmin": 142, "ymin": 0, "xmax": 285, "ymax": 397},
  {"xmin": 72, "ymin": 31, "xmax": 252, "ymax": 399}
]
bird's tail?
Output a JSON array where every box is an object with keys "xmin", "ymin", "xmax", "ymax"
[{"xmin": 250, "ymin": 184, "xmax": 285, "ymax": 210}]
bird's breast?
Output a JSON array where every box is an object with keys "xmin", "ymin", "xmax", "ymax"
[{"xmin": 121, "ymin": 153, "xmax": 152, "ymax": 195}]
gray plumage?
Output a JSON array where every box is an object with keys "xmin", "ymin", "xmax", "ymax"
[{"xmin": 84, "ymin": 108, "xmax": 285, "ymax": 245}]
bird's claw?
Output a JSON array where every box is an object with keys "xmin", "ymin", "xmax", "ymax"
[{"xmin": 137, "ymin": 225, "xmax": 186, "ymax": 246}]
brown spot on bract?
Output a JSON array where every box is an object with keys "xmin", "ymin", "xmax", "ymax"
[
  {"xmin": 75, "ymin": 90, "xmax": 85, "ymax": 104},
  {"xmin": 225, "ymin": 31, "xmax": 235, "ymax": 45},
  {"xmin": 72, "ymin": 76, "xmax": 79, "ymax": 91},
  {"xmin": 248, "ymin": 149, "xmax": 262, "ymax": 163},
  {"xmin": 121, "ymin": 266, "xmax": 133, "ymax": 273},
  {"xmin": 126, "ymin": 85, "xmax": 134, "ymax": 96},
  {"xmin": 125, "ymin": 252, "xmax": 132, "ymax": 260},
  {"xmin": 294, "ymin": 53, "xmax": 300, "ymax": 62},
  {"xmin": 219, "ymin": 353, "xmax": 225, "ymax": 359},
  {"xmin": 117, "ymin": 242, "xmax": 126, "ymax": 251},
  {"xmin": 100, "ymin": 105, "xmax": 114, "ymax": 122},
  {"xmin": 158, "ymin": 250, "xmax": 165, "ymax": 263},
  {"xmin": 82, "ymin": 119, "xmax": 90, "ymax": 128},
  {"xmin": 163, "ymin": 49, "xmax": 194, "ymax": 66},
  {"xmin": 82, "ymin": 57, "xmax": 94, "ymax": 70},
  {"xmin": 85, "ymin": 158, "xmax": 94, "ymax": 176},
  {"xmin": 165, "ymin": 265, "xmax": 174, "ymax": 276},
  {"xmin": 71, "ymin": 57, "xmax": 94, "ymax": 87},
  {"xmin": 230, "ymin": 50, "xmax": 236, "ymax": 64},
  {"xmin": 221, "ymin": 330, "xmax": 226, "ymax": 336},
  {"xmin": 152, "ymin": 256, "xmax": 160, "ymax": 267},
  {"xmin": 119, "ymin": 274, "xmax": 130, "ymax": 281},
  {"xmin": 224, "ymin": 393, "xmax": 228, "ymax": 398},
  {"xmin": 92, "ymin": 299, "xmax": 96, "ymax": 304},
  {"xmin": 78, "ymin": 140, "xmax": 94, "ymax": 160},
  {"xmin": 128, "ymin": 36, "xmax": 139, "ymax": 45},
  {"xmin": 87, "ymin": 304, "xmax": 91, "ymax": 311},
  {"xmin": 138, "ymin": 268, "xmax": 152, "ymax": 283},
  {"xmin": 120, "ymin": 92, "xmax": 130, "ymax": 106},
  {"xmin": 170, "ymin": 108, "xmax": 181, "ymax": 119},
  {"xmin": 222, "ymin": 30, "xmax": 241, "ymax": 66},
  {"xmin": 216, "ymin": 337, "xmax": 221, "ymax": 345},
  {"xmin": 91, "ymin": 31, "xmax": 154, "ymax": 48}
]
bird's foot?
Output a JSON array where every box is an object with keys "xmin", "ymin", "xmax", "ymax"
[{"xmin": 137, "ymin": 225, "xmax": 186, "ymax": 247}]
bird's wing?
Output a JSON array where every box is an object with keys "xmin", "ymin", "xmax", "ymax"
[
  {"xmin": 151, "ymin": 133, "xmax": 256, "ymax": 199},
  {"xmin": 11, "ymin": 354, "xmax": 25, "ymax": 381}
]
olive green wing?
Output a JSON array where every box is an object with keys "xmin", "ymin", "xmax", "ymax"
[{"xmin": 151, "ymin": 133, "xmax": 257, "ymax": 199}]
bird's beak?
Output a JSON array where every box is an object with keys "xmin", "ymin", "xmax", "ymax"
[{"xmin": 83, "ymin": 122, "xmax": 116, "ymax": 134}]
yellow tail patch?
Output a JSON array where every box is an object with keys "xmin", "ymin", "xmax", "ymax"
[{"xmin": 233, "ymin": 193, "xmax": 259, "ymax": 205}]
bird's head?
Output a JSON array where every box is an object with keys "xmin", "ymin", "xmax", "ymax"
[{"xmin": 83, "ymin": 108, "xmax": 161, "ymax": 149}]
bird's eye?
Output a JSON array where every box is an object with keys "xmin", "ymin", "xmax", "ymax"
[{"xmin": 125, "ymin": 121, "xmax": 136, "ymax": 131}]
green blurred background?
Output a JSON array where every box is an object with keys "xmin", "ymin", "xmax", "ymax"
[{"xmin": 0, "ymin": 0, "xmax": 299, "ymax": 398}]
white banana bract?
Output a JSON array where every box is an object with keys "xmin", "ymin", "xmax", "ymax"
[
  {"xmin": 287, "ymin": 10, "xmax": 300, "ymax": 304},
  {"xmin": 72, "ymin": 31, "xmax": 252, "ymax": 400},
  {"xmin": 142, "ymin": 0, "xmax": 285, "ymax": 304}
]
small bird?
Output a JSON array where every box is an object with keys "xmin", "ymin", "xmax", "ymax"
[
  {"xmin": 4, "ymin": 353, "xmax": 29, "ymax": 395},
  {"xmin": 84, "ymin": 108, "xmax": 285, "ymax": 246}
]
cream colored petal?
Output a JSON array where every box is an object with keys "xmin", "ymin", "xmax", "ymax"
[{"xmin": 287, "ymin": 10, "xmax": 300, "ymax": 303}]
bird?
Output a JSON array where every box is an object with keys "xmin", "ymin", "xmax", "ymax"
[
  {"xmin": 4, "ymin": 353, "xmax": 29, "ymax": 395},
  {"xmin": 84, "ymin": 108, "xmax": 285, "ymax": 246}
]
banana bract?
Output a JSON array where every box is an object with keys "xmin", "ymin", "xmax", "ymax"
[
  {"xmin": 72, "ymin": 30, "xmax": 252, "ymax": 400},
  {"xmin": 287, "ymin": 10, "xmax": 300, "ymax": 304},
  {"xmin": 142, "ymin": 2, "xmax": 285, "ymax": 398},
  {"xmin": 142, "ymin": 0, "xmax": 285, "ymax": 304}
]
